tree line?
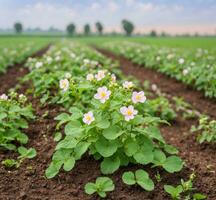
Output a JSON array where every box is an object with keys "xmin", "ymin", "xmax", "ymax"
[{"xmin": 14, "ymin": 20, "xmax": 135, "ymax": 36}]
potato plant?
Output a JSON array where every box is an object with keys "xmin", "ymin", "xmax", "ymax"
[
  {"xmin": 0, "ymin": 92, "xmax": 35, "ymax": 151},
  {"xmin": 191, "ymin": 116, "xmax": 216, "ymax": 143}
]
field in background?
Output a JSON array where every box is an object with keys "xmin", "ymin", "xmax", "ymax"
[{"xmin": 1, "ymin": 36, "xmax": 216, "ymax": 49}]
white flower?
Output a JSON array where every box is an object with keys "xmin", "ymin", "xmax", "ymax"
[
  {"xmin": 123, "ymin": 81, "xmax": 134, "ymax": 89},
  {"xmin": 0, "ymin": 94, "xmax": 8, "ymax": 100},
  {"xmin": 35, "ymin": 62, "xmax": 43, "ymax": 69},
  {"xmin": 111, "ymin": 74, "xmax": 116, "ymax": 82},
  {"xmin": 65, "ymin": 72, "xmax": 71, "ymax": 79},
  {"xmin": 83, "ymin": 59, "xmax": 90, "ymax": 65},
  {"xmin": 151, "ymin": 84, "xmax": 157, "ymax": 91},
  {"xmin": 55, "ymin": 56, "xmax": 61, "ymax": 61},
  {"xmin": 183, "ymin": 68, "xmax": 190, "ymax": 76},
  {"xmin": 178, "ymin": 58, "xmax": 185, "ymax": 64},
  {"xmin": 167, "ymin": 54, "xmax": 174, "ymax": 60},
  {"xmin": 91, "ymin": 60, "xmax": 98, "ymax": 66},
  {"xmin": 83, "ymin": 111, "xmax": 95, "ymax": 125},
  {"xmin": 94, "ymin": 86, "xmax": 111, "ymax": 103},
  {"xmin": 86, "ymin": 74, "xmax": 94, "ymax": 81},
  {"xmin": 156, "ymin": 56, "xmax": 160, "ymax": 61},
  {"xmin": 70, "ymin": 53, "xmax": 76, "ymax": 58},
  {"xmin": 19, "ymin": 94, "xmax": 25, "ymax": 99},
  {"xmin": 95, "ymin": 70, "xmax": 106, "ymax": 81},
  {"xmin": 46, "ymin": 56, "xmax": 52, "ymax": 64},
  {"xmin": 120, "ymin": 105, "xmax": 138, "ymax": 121},
  {"xmin": 59, "ymin": 79, "xmax": 69, "ymax": 92},
  {"xmin": 132, "ymin": 91, "xmax": 146, "ymax": 104}
]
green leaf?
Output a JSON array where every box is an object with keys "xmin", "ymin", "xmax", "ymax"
[
  {"xmin": 122, "ymin": 171, "xmax": 136, "ymax": 185},
  {"xmin": 163, "ymin": 156, "xmax": 183, "ymax": 173},
  {"xmin": 74, "ymin": 142, "xmax": 90, "ymax": 159},
  {"xmin": 146, "ymin": 126, "xmax": 165, "ymax": 143},
  {"xmin": 98, "ymin": 191, "xmax": 106, "ymax": 198},
  {"xmin": 69, "ymin": 107, "xmax": 83, "ymax": 119},
  {"xmin": 164, "ymin": 185, "xmax": 183, "ymax": 198},
  {"xmin": 124, "ymin": 138, "xmax": 139, "ymax": 156},
  {"xmin": 96, "ymin": 177, "xmax": 115, "ymax": 192},
  {"xmin": 153, "ymin": 149, "xmax": 166, "ymax": 165},
  {"xmin": 85, "ymin": 183, "xmax": 96, "ymax": 194},
  {"xmin": 45, "ymin": 162, "xmax": 62, "ymax": 179},
  {"xmin": 64, "ymin": 121, "xmax": 83, "ymax": 136},
  {"xmin": 133, "ymin": 147, "xmax": 153, "ymax": 165},
  {"xmin": 18, "ymin": 147, "xmax": 37, "ymax": 159},
  {"xmin": 95, "ymin": 137, "xmax": 118, "ymax": 157},
  {"xmin": 102, "ymin": 125, "xmax": 122, "ymax": 140},
  {"xmin": 193, "ymin": 193, "xmax": 206, "ymax": 200},
  {"xmin": 135, "ymin": 169, "xmax": 154, "ymax": 191},
  {"xmin": 164, "ymin": 144, "xmax": 179, "ymax": 155},
  {"xmin": 63, "ymin": 157, "xmax": 75, "ymax": 171},
  {"xmin": 54, "ymin": 132, "xmax": 62, "ymax": 142},
  {"xmin": 101, "ymin": 156, "xmax": 120, "ymax": 174},
  {"xmin": 56, "ymin": 136, "xmax": 78, "ymax": 150},
  {"xmin": 96, "ymin": 119, "xmax": 110, "ymax": 129}
]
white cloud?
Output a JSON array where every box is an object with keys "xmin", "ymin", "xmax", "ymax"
[
  {"xmin": 91, "ymin": 2, "xmax": 101, "ymax": 10},
  {"xmin": 108, "ymin": 2, "xmax": 119, "ymax": 12}
]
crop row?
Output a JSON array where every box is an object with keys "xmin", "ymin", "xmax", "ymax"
[
  {"xmin": 100, "ymin": 41, "xmax": 216, "ymax": 98},
  {"xmin": 0, "ymin": 38, "xmax": 50, "ymax": 74}
]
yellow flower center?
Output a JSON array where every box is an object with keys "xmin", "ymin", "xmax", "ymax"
[
  {"xmin": 100, "ymin": 91, "xmax": 106, "ymax": 98},
  {"xmin": 86, "ymin": 115, "xmax": 91, "ymax": 121},
  {"xmin": 136, "ymin": 95, "xmax": 141, "ymax": 100},
  {"xmin": 126, "ymin": 109, "xmax": 133, "ymax": 116}
]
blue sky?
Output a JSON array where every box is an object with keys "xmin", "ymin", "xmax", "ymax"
[{"xmin": 0, "ymin": 0, "xmax": 216, "ymax": 34}]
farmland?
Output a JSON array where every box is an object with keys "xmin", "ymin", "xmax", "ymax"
[{"xmin": 0, "ymin": 36, "xmax": 216, "ymax": 200}]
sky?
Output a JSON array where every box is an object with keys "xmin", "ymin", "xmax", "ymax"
[{"xmin": 0, "ymin": 0, "xmax": 216, "ymax": 35}]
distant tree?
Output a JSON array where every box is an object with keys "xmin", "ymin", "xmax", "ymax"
[
  {"xmin": 14, "ymin": 22, "xmax": 23, "ymax": 34},
  {"xmin": 84, "ymin": 24, "xmax": 91, "ymax": 35},
  {"xmin": 95, "ymin": 22, "xmax": 103, "ymax": 35},
  {"xmin": 161, "ymin": 31, "xmax": 167, "ymax": 37},
  {"xmin": 121, "ymin": 19, "xmax": 134, "ymax": 36},
  {"xmin": 66, "ymin": 23, "xmax": 76, "ymax": 36},
  {"xmin": 150, "ymin": 30, "xmax": 157, "ymax": 37}
]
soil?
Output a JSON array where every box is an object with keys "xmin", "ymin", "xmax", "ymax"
[{"xmin": 0, "ymin": 46, "xmax": 216, "ymax": 200}]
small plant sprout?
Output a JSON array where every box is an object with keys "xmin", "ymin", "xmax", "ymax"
[
  {"xmin": 83, "ymin": 111, "xmax": 95, "ymax": 125},
  {"xmin": 2, "ymin": 147, "xmax": 37, "ymax": 168},
  {"xmin": 132, "ymin": 91, "xmax": 146, "ymax": 104},
  {"xmin": 94, "ymin": 86, "xmax": 111, "ymax": 103},
  {"xmin": 164, "ymin": 172, "xmax": 206, "ymax": 200},
  {"xmin": 122, "ymin": 169, "xmax": 154, "ymax": 191},
  {"xmin": 120, "ymin": 105, "xmax": 138, "ymax": 121},
  {"xmin": 191, "ymin": 116, "xmax": 216, "ymax": 143},
  {"xmin": 84, "ymin": 177, "xmax": 114, "ymax": 198},
  {"xmin": 59, "ymin": 79, "xmax": 69, "ymax": 92},
  {"xmin": 123, "ymin": 81, "xmax": 134, "ymax": 89}
]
